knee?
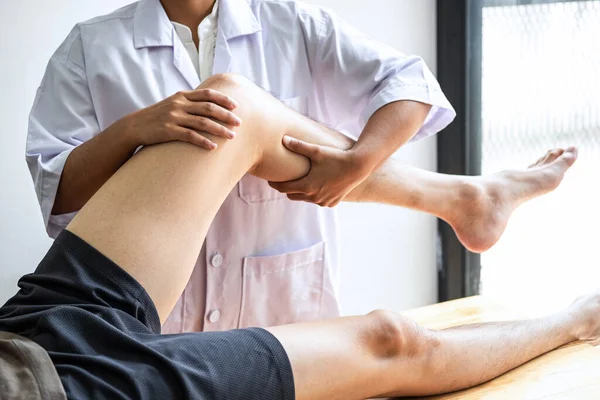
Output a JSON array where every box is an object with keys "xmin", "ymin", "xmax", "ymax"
[
  {"xmin": 199, "ymin": 73, "xmax": 254, "ymax": 93},
  {"xmin": 364, "ymin": 310, "xmax": 430, "ymax": 360},
  {"xmin": 197, "ymin": 73, "xmax": 268, "ymax": 124}
]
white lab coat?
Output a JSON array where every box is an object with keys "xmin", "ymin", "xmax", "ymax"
[{"xmin": 26, "ymin": 0, "xmax": 456, "ymax": 332}]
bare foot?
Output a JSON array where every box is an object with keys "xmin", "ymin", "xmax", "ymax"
[
  {"xmin": 448, "ymin": 146, "xmax": 578, "ymax": 253},
  {"xmin": 567, "ymin": 290, "xmax": 600, "ymax": 345}
]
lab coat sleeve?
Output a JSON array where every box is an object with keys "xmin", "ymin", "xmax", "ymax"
[
  {"xmin": 300, "ymin": 7, "xmax": 456, "ymax": 139},
  {"xmin": 26, "ymin": 27, "xmax": 100, "ymax": 238}
]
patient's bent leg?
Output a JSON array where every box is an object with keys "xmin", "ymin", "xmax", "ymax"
[{"xmin": 66, "ymin": 73, "xmax": 331, "ymax": 322}]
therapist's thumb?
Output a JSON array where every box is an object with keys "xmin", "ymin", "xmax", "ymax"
[{"xmin": 282, "ymin": 136, "xmax": 322, "ymax": 160}]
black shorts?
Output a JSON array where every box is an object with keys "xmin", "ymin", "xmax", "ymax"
[{"xmin": 0, "ymin": 231, "xmax": 295, "ymax": 400}]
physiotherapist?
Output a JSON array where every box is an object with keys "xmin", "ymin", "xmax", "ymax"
[{"xmin": 26, "ymin": 0, "xmax": 455, "ymax": 333}]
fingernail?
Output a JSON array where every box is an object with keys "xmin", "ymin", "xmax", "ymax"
[
  {"xmin": 282, "ymin": 135, "xmax": 291, "ymax": 144},
  {"xmin": 210, "ymin": 143, "xmax": 217, "ymax": 149},
  {"xmin": 230, "ymin": 100, "xmax": 238, "ymax": 108},
  {"xmin": 233, "ymin": 116, "xmax": 242, "ymax": 126},
  {"xmin": 229, "ymin": 131, "xmax": 236, "ymax": 139}
]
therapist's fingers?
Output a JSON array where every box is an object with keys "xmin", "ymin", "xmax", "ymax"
[
  {"xmin": 183, "ymin": 89, "xmax": 238, "ymax": 110},
  {"xmin": 169, "ymin": 125, "xmax": 218, "ymax": 150},
  {"xmin": 183, "ymin": 101, "xmax": 242, "ymax": 127},
  {"xmin": 178, "ymin": 114, "xmax": 237, "ymax": 140},
  {"xmin": 286, "ymin": 194, "xmax": 309, "ymax": 202},
  {"xmin": 282, "ymin": 136, "xmax": 323, "ymax": 161},
  {"xmin": 286, "ymin": 193, "xmax": 334, "ymax": 207}
]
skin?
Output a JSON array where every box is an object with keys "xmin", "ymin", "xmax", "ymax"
[
  {"xmin": 66, "ymin": 73, "xmax": 599, "ymax": 399},
  {"xmin": 161, "ymin": 0, "xmax": 216, "ymax": 49}
]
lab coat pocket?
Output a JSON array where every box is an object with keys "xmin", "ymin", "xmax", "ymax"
[
  {"xmin": 238, "ymin": 95, "xmax": 308, "ymax": 204},
  {"xmin": 239, "ymin": 241, "xmax": 331, "ymax": 328}
]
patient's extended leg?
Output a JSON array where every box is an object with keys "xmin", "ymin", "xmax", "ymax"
[
  {"xmin": 66, "ymin": 73, "xmax": 598, "ymax": 399},
  {"xmin": 267, "ymin": 291, "xmax": 600, "ymax": 399}
]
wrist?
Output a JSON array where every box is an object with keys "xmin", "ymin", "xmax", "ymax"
[{"xmin": 110, "ymin": 113, "xmax": 140, "ymax": 152}]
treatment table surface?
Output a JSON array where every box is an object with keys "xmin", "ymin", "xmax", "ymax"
[{"xmin": 400, "ymin": 296, "xmax": 600, "ymax": 400}]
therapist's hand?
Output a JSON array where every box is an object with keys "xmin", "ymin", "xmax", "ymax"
[
  {"xmin": 122, "ymin": 89, "xmax": 242, "ymax": 150},
  {"xmin": 269, "ymin": 136, "xmax": 371, "ymax": 207}
]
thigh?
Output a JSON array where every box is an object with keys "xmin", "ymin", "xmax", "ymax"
[
  {"xmin": 65, "ymin": 119, "xmax": 257, "ymax": 323},
  {"xmin": 0, "ymin": 230, "xmax": 161, "ymax": 335}
]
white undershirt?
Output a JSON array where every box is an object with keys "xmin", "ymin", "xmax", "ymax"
[{"xmin": 171, "ymin": 0, "xmax": 219, "ymax": 82}]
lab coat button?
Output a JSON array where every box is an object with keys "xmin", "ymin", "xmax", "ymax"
[
  {"xmin": 208, "ymin": 310, "xmax": 221, "ymax": 323},
  {"xmin": 211, "ymin": 254, "xmax": 223, "ymax": 268}
]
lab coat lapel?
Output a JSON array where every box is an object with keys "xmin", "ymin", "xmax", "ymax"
[
  {"xmin": 133, "ymin": 0, "xmax": 172, "ymax": 49},
  {"xmin": 172, "ymin": 38, "xmax": 201, "ymax": 89},
  {"xmin": 134, "ymin": 0, "xmax": 200, "ymax": 89},
  {"xmin": 213, "ymin": 0, "xmax": 262, "ymax": 75}
]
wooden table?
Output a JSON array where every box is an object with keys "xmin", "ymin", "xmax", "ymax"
[{"xmin": 399, "ymin": 296, "xmax": 600, "ymax": 400}]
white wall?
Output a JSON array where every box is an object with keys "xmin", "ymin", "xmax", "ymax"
[{"xmin": 0, "ymin": 0, "xmax": 439, "ymax": 313}]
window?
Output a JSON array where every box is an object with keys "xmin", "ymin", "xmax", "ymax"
[{"xmin": 437, "ymin": 0, "xmax": 600, "ymax": 310}]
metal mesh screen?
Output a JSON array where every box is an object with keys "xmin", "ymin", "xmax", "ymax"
[{"xmin": 479, "ymin": 1, "xmax": 600, "ymax": 314}]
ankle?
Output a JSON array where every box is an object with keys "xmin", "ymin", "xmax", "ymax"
[
  {"xmin": 564, "ymin": 294, "xmax": 600, "ymax": 342},
  {"xmin": 451, "ymin": 179, "xmax": 489, "ymax": 219},
  {"xmin": 556, "ymin": 310, "xmax": 582, "ymax": 343}
]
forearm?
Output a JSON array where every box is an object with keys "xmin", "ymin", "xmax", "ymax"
[
  {"xmin": 388, "ymin": 313, "xmax": 577, "ymax": 397},
  {"xmin": 52, "ymin": 118, "xmax": 137, "ymax": 215},
  {"xmin": 352, "ymin": 100, "xmax": 431, "ymax": 172}
]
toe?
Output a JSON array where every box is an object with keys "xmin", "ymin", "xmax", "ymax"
[
  {"xmin": 529, "ymin": 150, "xmax": 551, "ymax": 168},
  {"xmin": 561, "ymin": 146, "xmax": 579, "ymax": 167},
  {"xmin": 547, "ymin": 148, "xmax": 565, "ymax": 162},
  {"xmin": 529, "ymin": 147, "xmax": 576, "ymax": 169}
]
